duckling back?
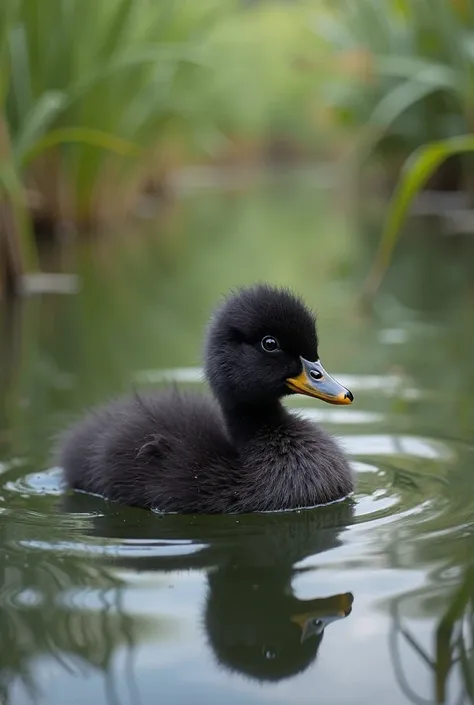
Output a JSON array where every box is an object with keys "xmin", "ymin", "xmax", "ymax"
[{"xmin": 56, "ymin": 390, "xmax": 240, "ymax": 513}]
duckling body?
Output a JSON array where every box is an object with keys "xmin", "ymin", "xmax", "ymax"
[{"xmin": 57, "ymin": 284, "xmax": 354, "ymax": 513}]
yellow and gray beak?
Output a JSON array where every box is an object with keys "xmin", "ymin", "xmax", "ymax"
[{"xmin": 286, "ymin": 357, "xmax": 353, "ymax": 405}]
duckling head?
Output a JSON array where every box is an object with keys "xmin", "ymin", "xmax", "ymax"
[{"xmin": 204, "ymin": 284, "xmax": 353, "ymax": 408}]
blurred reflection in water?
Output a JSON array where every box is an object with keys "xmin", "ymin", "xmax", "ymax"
[
  {"xmin": 65, "ymin": 494, "xmax": 355, "ymax": 685},
  {"xmin": 386, "ymin": 564, "xmax": 474, "ymax": 705},
  {"xmin": 0, "ymin": 532, "xmax": 145, "ymax": 705}
]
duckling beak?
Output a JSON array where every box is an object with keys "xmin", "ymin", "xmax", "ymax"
[
  {"xmin": 286, "ymin": 357, "xmax": 354, "ymax": 405},
  {"xmin": 291, "ymin": 592, "xmax": 354, "ymax": 642}
]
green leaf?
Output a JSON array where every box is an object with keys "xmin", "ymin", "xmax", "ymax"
[
  {"xmin": 20, "ymin": 126, "xmax": 140, "ymax": 167},
  {"xmin": 14, "ymin": 91, "xmax": 67, "ymax": 164},
  {"xmin": 370, "ymin": 78, "xmax": 451, "ymax": 130},
  {"xmin": 364, "ymin": 135, "xmax": 474, "ymax": 298},
  {"xmin": 69, "ymin": 43, "xmax": 208, "ymax": 102},
  {"xmin": 8, "ymin": 23, "xmax": 32, "ymax": 120},
  {"xmin": 376, "ymin": 55, "xmax": 457, "ymax": 87},
  {"xmin": 0, "ymin": 162, "xmax": 38, "ymax": 272}
]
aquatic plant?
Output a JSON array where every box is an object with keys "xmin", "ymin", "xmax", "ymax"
[
  {"xmin": 316, "ymin": 0, "xmax": 474, "ymax": 160},
  {"xmin": 312, "ymin": 1, "xmax": 474, "ymax": 298},
  {"xmin": 0, "ymin": 0, "xmax": 320, "ymax": 230},
  {"xmin": 364, "ymin": 135, "xmax": 474, "ymax": 298}
]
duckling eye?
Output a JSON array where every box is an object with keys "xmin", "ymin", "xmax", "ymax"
[{"xmin": 261, "ymin": 336, "xmax": 280, "ymax": 353}]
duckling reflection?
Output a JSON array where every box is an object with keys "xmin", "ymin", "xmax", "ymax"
[
  {"xmin": 205, "ymin": 567, "xmax": 353, "ymax": 681},
  {"xmin": 67, "ymin": 493, "xmax": 356, "ymax": 683}
]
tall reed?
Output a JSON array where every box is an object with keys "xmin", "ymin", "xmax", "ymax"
[
  {"xmin": 316, "ymin": 0, "xmax": 474, "ymax": 159},
  {"xmin": 2, "ymin": 0, "xmax": 319, "ymax": 232}
]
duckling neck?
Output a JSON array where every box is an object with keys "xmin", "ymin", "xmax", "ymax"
[{"xmin": 220, "ymin": 399, "xmax": 289, "ymax": 445}]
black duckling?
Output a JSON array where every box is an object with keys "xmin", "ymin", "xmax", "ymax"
[{"xmin": 56, "ymin": 284, "xmax": 354, "ymax": 513}]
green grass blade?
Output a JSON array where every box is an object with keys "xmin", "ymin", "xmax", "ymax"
[
  {"xmin": 376, "ymin": 55, "xmax": 457, "ymax": 86},
  {"xmin": 14, "ymin": 90, "xmax": 67, "ymax": 164},
  {"xmin": 363, "ymin": 135, "xmax": 474, "ymax": 299},
  {"xmin": 8, "ymin": 22, "xmax": 32, "ymax": 122},
  {"xmin": 0, "ymin": 162, "xmax": 39, "ymax": 272},
  {"xmin": 20, "ymin": 126, "xmax": 140, "ymax": 167},
  {"xmin": 369, "ymin": 77, "xmax": 452, "ymax": 132},
  {"xmin": 356, "ymin": 75, "xmax": 461, "ymax": 166},
  {"xmin": 69, "ymin": 43, "xmax": 209, "ymax": 102},
  {"xmin": 95, "ymin": 0, "xmax": 137, "ymax": 60}
]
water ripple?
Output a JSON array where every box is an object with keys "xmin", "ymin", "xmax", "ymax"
[{"xmin": 0, "ymin": 368, "xmax": 469, "ymax": 576}]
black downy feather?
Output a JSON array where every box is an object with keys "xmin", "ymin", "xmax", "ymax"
[{"xmin": 54, "ymin": 284, "xmax": 354, "ymax": 513}]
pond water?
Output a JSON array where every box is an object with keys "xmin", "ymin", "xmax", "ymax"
[{"xmin": 1, "ymin": 172, "xmax": 474, "ymax": 705}]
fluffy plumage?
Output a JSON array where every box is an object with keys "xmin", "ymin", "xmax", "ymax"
[{"xmin": 56, "ymin": 284, "xmax": 354, "ymax": 513}]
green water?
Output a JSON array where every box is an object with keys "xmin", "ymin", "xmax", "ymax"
[{"xmin": 1, "ymin": 172, "xmax": 474, "ymax": 705}]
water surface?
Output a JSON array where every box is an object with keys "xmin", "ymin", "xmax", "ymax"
[{"xmin": 1, "ymin": 173, "xmax": 474, "ymax": 705}]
